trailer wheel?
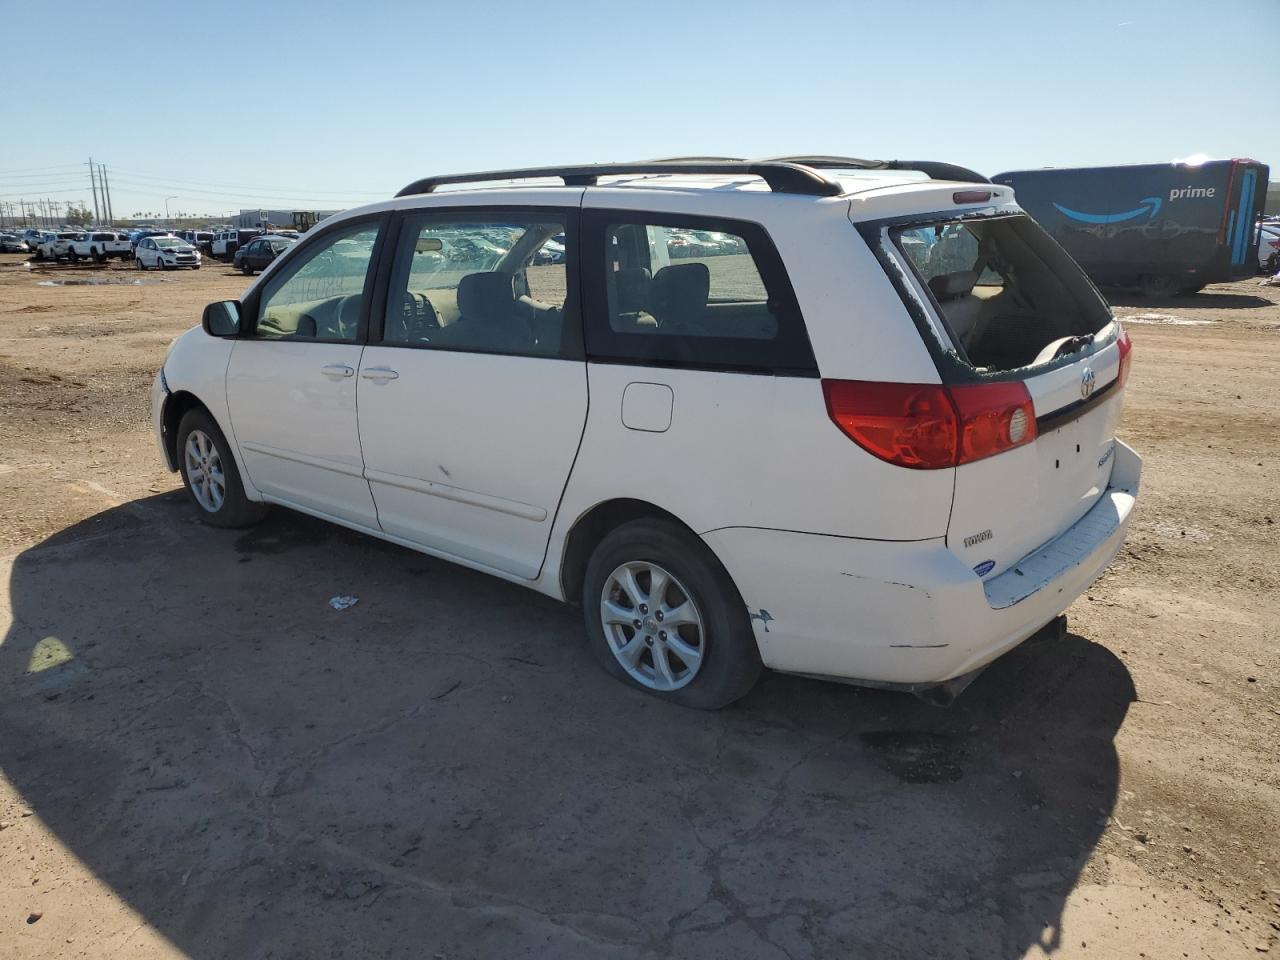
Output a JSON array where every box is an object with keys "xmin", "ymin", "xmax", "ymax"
[{"xmin": 1138, "ymin": 274, "xmax": 1178, "ymax": 299}]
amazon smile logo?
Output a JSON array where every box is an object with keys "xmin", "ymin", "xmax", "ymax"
[{"xmin": 1052, "ymin": 196, "xmax": 1163, "ymax": 225}]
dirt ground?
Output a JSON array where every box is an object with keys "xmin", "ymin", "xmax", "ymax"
[{"xmin": 0, "ymin": 252, "xmax": 1277, "ymax": 959}]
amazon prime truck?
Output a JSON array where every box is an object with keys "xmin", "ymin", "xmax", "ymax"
[{"xmin": 994, "ymin": 159, "xmax": 1269, "ymax": 296}]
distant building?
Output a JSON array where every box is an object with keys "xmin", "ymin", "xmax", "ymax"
[{"xmin": 235, "ymin": 209, "xmax": 339, "ymax": 230}]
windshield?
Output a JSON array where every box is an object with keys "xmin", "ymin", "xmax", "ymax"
[
  {"xmin": 155, "ymin": 238, "xmax": 187, "ymax": 249},
  {"xmin": 892, "ymin": 213, "xmax": 1112, "ymax": 371}
]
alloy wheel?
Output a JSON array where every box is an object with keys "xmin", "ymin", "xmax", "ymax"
[
  {"xmin": 184, "ymin": 429, "xmax": 226, "ymax": 513},
  {"xmin": 600, "ymin": 561, "xmax": 705, "ymax": 691}
]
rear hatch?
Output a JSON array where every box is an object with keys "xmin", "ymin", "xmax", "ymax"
[{"xmin": 886, "ymin": 211, "xmax": 1131, "ymax": 579}]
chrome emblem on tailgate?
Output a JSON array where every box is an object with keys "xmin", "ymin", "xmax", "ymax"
[{"xmin": 1080, "ymin": 366, "xmax": 1096, "ymax": 399}]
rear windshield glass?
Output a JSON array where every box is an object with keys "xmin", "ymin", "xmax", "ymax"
[{"xmin": 893, "ymin": 214, "xmax": 1111, "ymax": 372}]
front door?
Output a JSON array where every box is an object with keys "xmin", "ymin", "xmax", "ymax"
[
  {"xmin": 226, "ymin": 217, "xmax": 385, "ymax": 528},
  {"xmin": 356, "ymin": 207, "xmax": 588, "ymax": 579}
]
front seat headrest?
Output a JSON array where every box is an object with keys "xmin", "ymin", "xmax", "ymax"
[
  {"xmin": 457, "ymin": 272, "xmax": 519, "ymax": 322},
  {"xmin": 649, "ymin": 263, "xmax": 710, "ymax": 328}
]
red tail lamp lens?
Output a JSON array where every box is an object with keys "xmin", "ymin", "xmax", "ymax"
[
  {"xmin": 1116, "ymin": 326, "xmax": 1133, "ymax": 388},
  {"xmin": 822, "ymin": 379, "xmax": 1037, "ymax": 469},
  {"xmin": 948, "ymin": 382, "xmax": 1038, "ymax": 465}
]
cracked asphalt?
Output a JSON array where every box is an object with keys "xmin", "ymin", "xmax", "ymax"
[{"xmin": 1, "ymin": 257, "xmax": 1278, "ymax": 958}]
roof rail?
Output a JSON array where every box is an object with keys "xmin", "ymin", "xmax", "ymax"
[
  {"xmin": 765, "ymin": 155, "xmax": 990, "ymax": 185},
  {"xmin": 394, "ymin": 161, "xmax": 844, "ymax": 199}
]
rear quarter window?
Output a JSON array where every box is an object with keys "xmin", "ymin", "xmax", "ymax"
[{"xmin": 582, "ymin": 212, "xmax": 815, "ymax": 374}]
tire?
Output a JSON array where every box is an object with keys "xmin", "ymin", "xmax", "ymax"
[
  {"xmin": 175, "ymin": 408, "xmax": 268, "ymax": 529},
  {"xmin": 92, "ymin": 247, "xmax": 104, "ymax": 264},
  {"xmin": 1138, "ymin": 274, "xmax": 1179, "ymax": 299},
  {"xmin": 136, "ymin": 255, "xmax": 146, "ymax": 270},
  {"xmin": 582, "ymin": 518, "xmax": 762, "ymax": 709},
  {"xmin": 1177, "ymin": 283, "xmax": 1205, "ymax": 296},
  {"xmin": 240, "ymin": 260, "xmax": 253, "ymax": 275},
  {"xmin": 66, "ymin": 248, "xmax": 78, "ymax": 263}
]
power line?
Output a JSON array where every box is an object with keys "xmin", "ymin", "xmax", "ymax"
[
  {"xmin": 0, "ymin": 164, "xmax": 88, "ymax": 178},
  {"xmin": 106, "ymin": 166, "xmax": 385, "ymax": 197}
]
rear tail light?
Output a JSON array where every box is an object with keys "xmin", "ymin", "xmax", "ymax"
[
  {"xmin": 821, "ymin": 379, "xmax": 1037, "ymax": 469},
  {"xmin": 1116, "ymin": 325, "xmax": 1133, "ymax": 388},
  {"xmin": 952, "ymin": 190, "xmax": 993, "ymax": 204}
]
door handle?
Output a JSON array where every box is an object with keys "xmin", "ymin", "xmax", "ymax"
[
  {"xmin": 360, "ymin": 367, "xmax": 400, "ymax": 382},
  {"xmin": 321, "ymin": 363, "xmax": 355, "ymax": 379}
]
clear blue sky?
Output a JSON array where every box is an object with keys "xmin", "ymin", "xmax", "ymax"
[{"xmin": 2, "ymin": 0, "xmax": 1276, "ymax": 219}]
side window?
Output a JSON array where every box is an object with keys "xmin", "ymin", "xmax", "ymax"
[
  {"xmin": 586, "ymin": 214, "xmax": 815, "ymax": 373},
  {"xmin": 381, "ymin": 213, "xmax": 569, "ymax": 357},
  {"xmin": 255, "ymin": 221, "xmax": 380, "ymax": 343}
]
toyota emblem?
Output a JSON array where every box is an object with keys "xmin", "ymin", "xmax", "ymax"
[{"xmin": 1080, "ymin": 366, "xmax": 1096, "ymax": 399}]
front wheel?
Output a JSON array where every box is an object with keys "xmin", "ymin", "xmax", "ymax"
[
  {"xmin": 176, "ymin": 408, "xmax": 268, "ymax": 528},
  {"xmin": 136, "ymin": 255, "xmax": 146, "ymax": 270},
  {"xmin": 583, "ymin": 519, "xmax": 762, "ymax": 709},
  {"xmin": 240, "ymin": 261, "xmax": 253, "ymax": 275}
]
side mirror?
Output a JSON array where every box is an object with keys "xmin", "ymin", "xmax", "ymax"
[{"xmin": 202, "ymin": 300, "xmax": 243, "ymax": 338}]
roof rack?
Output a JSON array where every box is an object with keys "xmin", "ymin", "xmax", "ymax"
[
  {"xmin": 764, "ymin": 155, "xmax": 990, "ymax": 185},
  {"xmin": 395, "ymin": 161, "xmax": 845, "ymax": 198},
  {"xmin": 393, "ymin": 156, "xmax": 990, "ymax": 199}
]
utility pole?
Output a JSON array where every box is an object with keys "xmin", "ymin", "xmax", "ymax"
[
  {"xmin": 100, "ymin": 164, "xmax": 114, "ymax": 224},
  {"xmin": 88, "ymin": 158, "xmax": 100, "ymax": 224}
]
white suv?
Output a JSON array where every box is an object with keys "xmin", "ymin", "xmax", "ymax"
[
  {"xmin": 67, "ymin": 230, "xmax": 131, "ymax": 262},
  {"xmin": 151, "ymin": 158, "xmax": 1140, "ymax": 709}
]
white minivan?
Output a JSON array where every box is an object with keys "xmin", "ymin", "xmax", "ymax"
[{"xmin": 151, "ymin": 158, "xmax": 1140, "ymax": 708}]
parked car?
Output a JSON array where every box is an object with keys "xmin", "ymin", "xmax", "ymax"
[
  {"xmin": 67, "ymin": 231, "xmax": 132, "ymax": 262},
  {"xmin": 0, "ymin": 234, "xmax": 29, "ymax": 253},
  {"xmin": 34, "ymin": 231, "xmax": 82, "ymax": 261},
  {"xmin": 152, "ymin": 157, "xmax": 1140, "ymax": 709},
  {"xmin": 21, "ymin": 228, "xmax": 44, "ymax": 250},
  {"xmin": 233, "ymin": 235, "xmax": 296, "ymax": 275},
  {"xmin": 212, "ymin": 229, "xmax": 262, "ymax": 260},
  {"xmin": 130, "ymin": 230, "xmax": 173, "ymax": 251},
  {"xmin": 1257, "ymin": 223, "xmax": 1280, "ymax": 274},
  {"xmin": 135, "ymin": 235, "xmax": 201, "ymax": 270}
]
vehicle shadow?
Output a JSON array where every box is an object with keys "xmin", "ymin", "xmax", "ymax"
[
  {"xmin": 1107, "ymin": 290, "xmax": 1272, "ymax": 309},
  {"xmin": 0, "ymin": 496, "xmax": 1133, "ymax": 959}
]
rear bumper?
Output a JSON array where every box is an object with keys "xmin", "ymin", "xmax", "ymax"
[{"xmin": 703, "ymin": 441, "xmax": 1141, "ymax": 686}]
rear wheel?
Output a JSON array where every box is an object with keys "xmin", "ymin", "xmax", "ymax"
[
  {"xmin": 176, "ymin": 408, "xmax": 267, "ymax": 528},
  {"xmin": 66, "ymin": 247, "xmax": 78, "ymax": 263},
  {"xmin": 583, "ymin": 519, "xmax": 761, "ymax": 709},
  {"xmin": 1138, "ymin": 274, "xmax": 1179, "ymax": 299}
]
